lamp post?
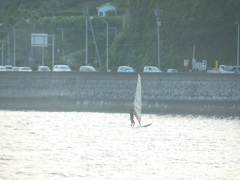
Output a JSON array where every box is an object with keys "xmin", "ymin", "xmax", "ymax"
[
  {"xmin": 1, "ymin": 40, "xmax": 4, "ymax": 65},
  {"xmin": 57, "ymin": 28, "xmax": 65, "ymax": 62},
  {"xmin": 83, "ymin": 7, "xmax": 89, "ymax": 66},
  {"xmin": 89, "ymin": 17, "xmax": 101, "ymax": 67},
  {"xmin": 0, "ymin": 24, "xmax": 16, "ymax": 66},
  {"xmin": 13, "ymin": 28, "xmax": 15, "ymax": 66},
  {"xmin": 51, "ymin": 34, "xmax": 55, "ymax": 70},
  {"xmin": 154, "ymin": 6, "xmax": 163, "ymax": 69},
  {"xmin": 235, "ymin": 22, "xmax": 240, "ymax": 73},
  {"xmin": 103, "ymin": 19, "xmax": 109, "ymax": 72},
  {"xmin": 90, "ymin": 17, "xmax": 109, "ymax": 71}
]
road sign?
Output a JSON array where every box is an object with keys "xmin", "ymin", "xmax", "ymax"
[{"xmin": 31, "ymin": 33, "xmax": 48, "ymax": 47}]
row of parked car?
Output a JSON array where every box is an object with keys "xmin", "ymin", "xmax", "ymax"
[
  {"xmin": 52, "ymin": 65, "xmax": 97, "ymax": 72},
  {"xmin": 0, "ymin": 65, "xmax": 71, "ymax": 72},
  {"xmin": 0, "ymin": 65, "xmax": 96, "ymax": 72},
  {"xmin": 52, "ymin": 65, "xmax": 178, "ymax": 73},
  {"xmin": 0, "ymin": 65, "xmax": 32, "ymax": 71},
  {"xmin": 0, "ymin": 64, "xmax": 178, "ymax": 73},
  {"xmin": 117, "ymin": 66, "xmax": 178, "ymax": 73}
]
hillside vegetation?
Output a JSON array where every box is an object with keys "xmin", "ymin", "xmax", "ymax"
[{"xmin": 0, "ymin": 0, "xmax": 240, "ymax": 71}]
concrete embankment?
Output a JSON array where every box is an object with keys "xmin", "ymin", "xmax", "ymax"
[{"xmin": 0, "ymin": 72, "xmax": 239, "ymax": 116}]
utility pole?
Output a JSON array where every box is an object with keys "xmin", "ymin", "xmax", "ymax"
[
  {"xmin": 13, "ymin": 28, "xmax": 15, "ymax": 66},
  {"xmin": 51, "ymin": 34, "xmax": 55, "ymax": 70},
  {"xmin": 193, "ymin": 44, "xmax": 195, "ymax": 60},
  {"xmin": 235, "ymin": 22, "xmax": 240, "ymax": 73},
  {"xmin": 83, "ymin": 7, "xmax": 89, "ymax": 66},
  {"xmin": 89, "ymin": 18, "xmax": 101, "ymax": 67},
  {"xmin": 192, "ymin": 44, "xmax": 196, "ymax": 72},
  {"xmin": 1, "ymin": 40, "xmax": 4, "ymax": 65},
  {"xmin": 57, "ymin": 28, "xmax": 65, "ymax": 63},
  {"xmin": 102, "ymin": 19, "xmax": 109, "ymax": 72},
  {"xmin": 154, "ymin": 6, "xmax": 163, "ymax": 69},
  {"xmin": 8, "ymin": 32, "xmax": 10, "ymax": 64}
]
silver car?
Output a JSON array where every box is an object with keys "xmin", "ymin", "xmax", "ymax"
[
  {"xmin": 117, "ymin": 66, "xmax": 135, "ymax": 72},
  {"xmin": 4, "ymin": 65, "xmax": 13, "ymax": 71},
  {"xmin": 12, "ymin": 67, "xmax": 20, "ymax": 71},
  {"xmin": 19, "ymin": 67, "xmax": 32, "ymax": 72},
  {"xmin": 0, "ymin": 66, "xmax": 5, "ymax": 71},
  {"xmin": 79, "ymin": 66, "xmax": 96, "ymax": 72},
  {"xmin": 53, "ymin": 65, "xmax": 71, "ymax": 72},
  {"xmin": 167, "ymin": 69, "xmax": 178, "ymax": 73},
  {"xmin": 143, "ymin": 66, "xmax": 162, "ymax": 72},
  {"xmin": 38, "ymin": 66, "xmax": 51, "ymax": 72}
]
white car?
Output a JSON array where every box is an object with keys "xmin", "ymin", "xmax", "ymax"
[
  {"xmin": 219, "ymin": 65, "xmax": 235, "ymax": 74},
  {"xmin": 12, "ymin": 67, "xmax": 20, "ymax": 71},
  {"xmin": 38, "ymin": 66, "xmax": 51, "ymax": 72},
  {"xmin": 0, "ymin": 66, "xmax": 5, "ymax": 71},
  {"xmin": 4, "ymin": 65, "xmax": 13, "ymax": 71},
  {"xmin": 53, "ymin": 65, "xmax": 71, "ymax": 72},
  {"xmin": 79, "ymin": 66, "xmax": 96, "ymax": 72},
  {"xmin": 117, "ymin": 66, "xmax": 135, "ymax": 72},
  {"xmin": 19, "ymin": 67, "xmax": 32, "ymax": 72},
  {"xmin": 167, "ymin": 69, "xmax": 178, "ymax": 73},
  {"xmin": 143, "ymin": 66, "xmax": 162, "ymax": 72}
]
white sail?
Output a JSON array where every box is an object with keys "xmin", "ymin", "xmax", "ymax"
[{"xmin": 133, "ymin": 74, "xmax": 142, "ymax": 125}]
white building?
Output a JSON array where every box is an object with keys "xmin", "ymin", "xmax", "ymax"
[{"xmin": 96, "ymin": 3, "xmax": 117, "ymax": 17}]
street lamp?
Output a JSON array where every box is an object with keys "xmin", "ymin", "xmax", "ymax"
[
  {"xmin": 83, "ymin": 7, "xmax": 89, "ymax": 66},
  {"xmin": 102, "ymin": 19, "xmax": 109, "ymax": 72},
  {"xmin": 56, "ymin": 28, "xmax": 65, "ymax": 63},
  {"xmin": 235, "ymin": 22, "xmax": 240, "ymax": 73},
  {"xmin": 90, "ymin": 17, "xmax": 109, "ymax": 72},
  {"xmin": 1, "ymin": 40, "xmax": 4, "ymax": 65},
  {"xmin": 154, "ymin": 6, "xmax": 163, "ymax": 69},
  {"xmin": 0, "ymin": 23, "xmax": 16, "ymax": 66}
]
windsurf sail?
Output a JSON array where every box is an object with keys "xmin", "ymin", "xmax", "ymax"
[{"xmin": 133, "ymin": 74, "xmax": 142, "ymax": 125}]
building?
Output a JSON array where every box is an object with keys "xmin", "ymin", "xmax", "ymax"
[{"xmin": 96, "ymin": 3, "xmax": 117, "ymax": 17}]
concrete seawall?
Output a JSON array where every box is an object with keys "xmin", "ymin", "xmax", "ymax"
[{"xmin": 0, "ymin": 72, "xmax": 239, "ymax": 116}]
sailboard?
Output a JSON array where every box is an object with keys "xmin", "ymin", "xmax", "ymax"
[{"xmin": 133, "ymin": 74, "xmax": 152, "ymax": 127}]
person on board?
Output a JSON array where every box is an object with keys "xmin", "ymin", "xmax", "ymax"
[{"xmin": 130, "ymin": 109, "xmax": 135, "ymax": 127}]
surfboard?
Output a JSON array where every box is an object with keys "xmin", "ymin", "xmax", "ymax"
[{"xmin": 142, "ymin": 123, "xmax": 152, "ymax": 127}]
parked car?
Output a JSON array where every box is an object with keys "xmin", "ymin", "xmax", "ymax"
[
  {"xmin": 79, "ymin": 66, "xmax": 96, "ymax": 72},
  {"xmin": 143, "ymin": 66, "xmax": 162, "ymax": 72},
  {"xmin": 117, "ymin": 66, "xmax": 135, "ymax": 72},
  {"xmin": 12, "ymin": 67, "xmax": 20, "ymax": 71},
  {"xmin": 53, "ymin": 65, "xmax": 71, "ymax": 72},
  {"xmin": 38, "ymin": 65, "xmax": 51, "ymax": 72},
  {"xmin": 0, "ymin": 66, "xmax": 5, "ymax": 71},
  {"xmin": 19, "ymin": 67, "xmax": 32, "ymax": 72},
  {"xmin": 219, "ymin": 65, "xmax": 235, "ymax": 74},
  {"xmin": 4, "ymin": 65, "xmax": 13, "ymax": 71},
  {"xmin": 232, "ymin": 66, "xmax": 240, "ymax": 73},
  {"xmin": 167, "ymin": 69, "xmax": 178, "ymax": 73}
]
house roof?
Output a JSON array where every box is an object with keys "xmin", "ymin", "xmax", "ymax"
[{"xmin": 96, "ymin": 3, "xmax": 117, "ymax": 10}]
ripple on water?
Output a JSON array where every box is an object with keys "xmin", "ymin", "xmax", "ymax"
[{"xmin": 0, "ymin": 111, "xmax": 240, "ymax": 179}]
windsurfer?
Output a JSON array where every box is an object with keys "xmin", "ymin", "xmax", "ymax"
[{"xmin": 130, "ymin": 109, "xmax": 135, "ymax": 127}]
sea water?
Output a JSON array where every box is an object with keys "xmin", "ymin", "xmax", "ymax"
[{"xmin": 0, "ymin": 111, "xmax": 240, "ymax": 180}]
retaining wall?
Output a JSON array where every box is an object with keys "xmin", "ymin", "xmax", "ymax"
[{"xmin": 0, "ymin": 72, "xmax": 239, "ymax": 116}]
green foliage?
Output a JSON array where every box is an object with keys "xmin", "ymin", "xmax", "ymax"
[
  {"xmin": 109, "ymin": 0, "xmax": 240, "ymax": 71},
  {"xmin": 1, "ymin": 0, "xmax": 240, "ymax": 71}
]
